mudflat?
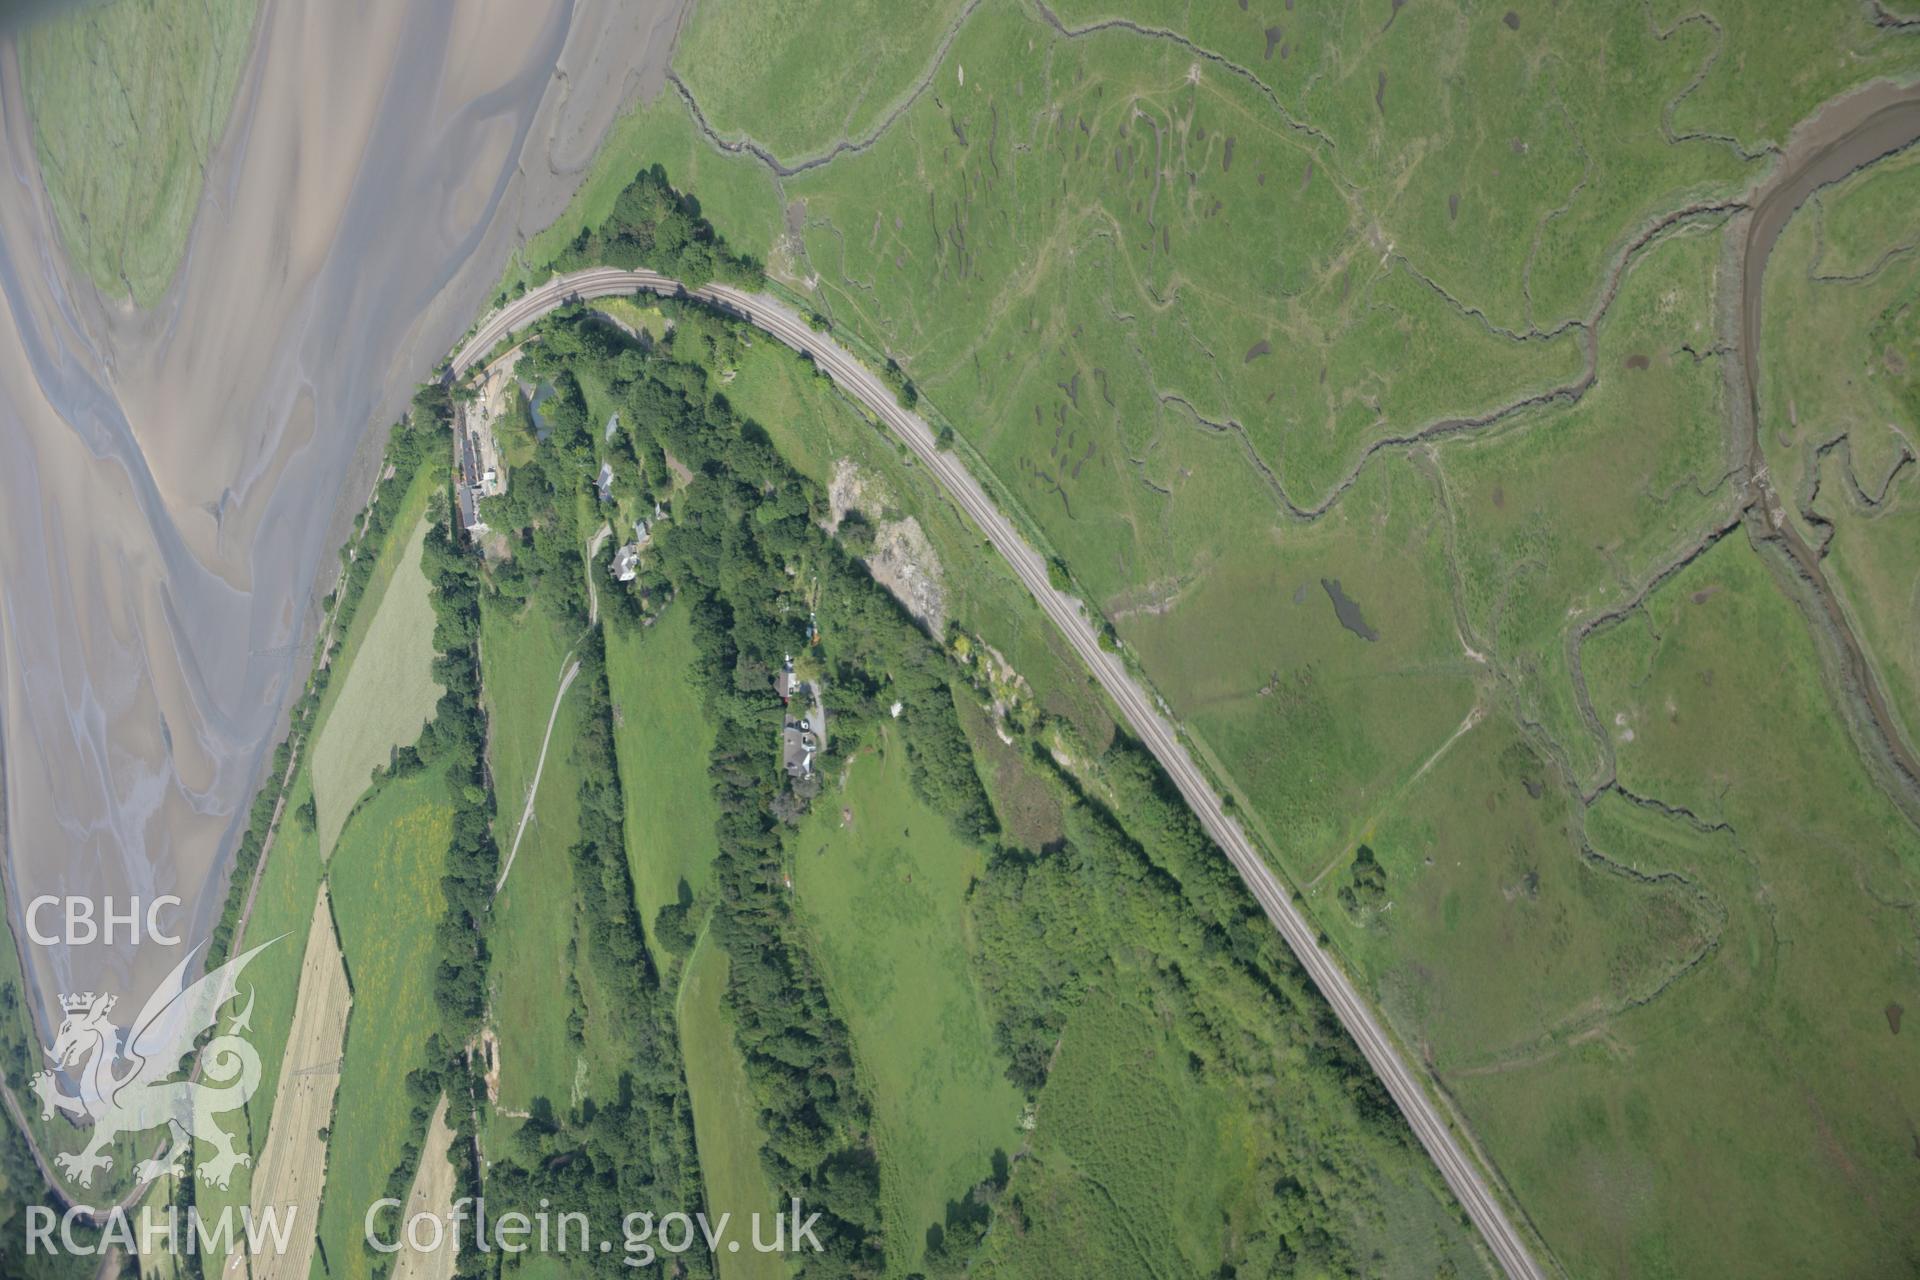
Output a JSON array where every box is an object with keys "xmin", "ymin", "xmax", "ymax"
[{"xmin": 0, "ymin": 0, "xmax": 689, "ymax": 1031}]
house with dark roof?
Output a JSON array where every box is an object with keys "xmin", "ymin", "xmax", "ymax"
[{"xmin": 457, "ymin": 484, "xmax": 482, "ymax": 536}]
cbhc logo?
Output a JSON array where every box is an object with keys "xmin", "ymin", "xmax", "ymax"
[{"xmin": 25, "ymin": 896, "xmax": 183, "ymax": 946}]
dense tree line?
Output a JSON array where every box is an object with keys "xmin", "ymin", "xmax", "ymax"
[
  {"xmin": 412, "ymin": 383, "xmax": 501, "ymax": 1045},
  {"xmin": 470, "ymin": 309, "xmax": 869, "ymax": 1274},
  {"xmin": 570, "ymin": 296, "xmax": 1442, "ymax": 1273},
  {"xmin": 336, "ymin": 380, "xmax": 510, "ymax": 1280},
  {"xmin": 554, "ymin": 164, "xmax": 761, "ymax": 289},
  {"xmin": 476, "ymin": 363, "xmax": 592, "ymax": 624}
]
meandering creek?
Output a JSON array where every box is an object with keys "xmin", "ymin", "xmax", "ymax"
[{"xmin": 1732, "ymin": 80, "xmax": 1920, "ymax": 804}]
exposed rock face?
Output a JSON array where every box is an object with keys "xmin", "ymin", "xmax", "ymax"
[
  {"xmin": 825, "ymin": 456, "xmax": 869, "ymax": 532},
  {"xmin": 866, "ymin": 515, "xmax": 947, "ymax": 636},
  {"xmin": 828, "ymin": 458, "xmax": 947, "ymax": 634}
]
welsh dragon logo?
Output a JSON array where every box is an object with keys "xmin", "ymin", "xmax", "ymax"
[{"xmin": 31, "ymin": 939, "xmax": 275, "ymax": 1191}]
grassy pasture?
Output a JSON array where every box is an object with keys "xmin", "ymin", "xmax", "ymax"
[
  {"xmin": 1758, "ymin": 147, "xmax": 1920, "ymax": 756},
  {"xmin": 674, "ymin": 0, "xmax": 974, "ymax": 161},
  {"xmin": 1121, "ymin": 456, "xmax": 1475, "ymax": 880},
  {"xmin": 790, "ymin": 731, "xmax": 1025, "ymax": 1275},
  {"xmin": 1448, "ymin": 534, "xmax": 1920, "ymax": 1278},
  {"xmin": 1030, "ymin": 0, "xmax": 1919, "ymax": 324},
  {"xmin": 1805, "ymin": 146, "xmax": 1920, "ymax": 283},
  {"xmin": 675, "ymin": 936, "xmax": 786, "ymax": 1280},
  {"xmin": 956, "ymin": 693, "xmax": 1064, "ymax": 854},
  {"xmin": 188, "ymin": 477, "xmax": 435, "ymax": 1229},
  {"xmin": 316, "ymin": 767, "xmax": 455, "ymax": 1280},
  {"xmin": 592, "ymin": 296, "xmax": 671, "ymax": 342},
  {"xmin": 312, "ymin": 505, "xmax": 445, "ymax": 858},
  {"xmin": 606, "ymin": 604, "xmax": 784, "ymax": 1278},
  {"xmin": 20, "ymin": 0, "xmax": 258, "ymax": 305},
  {"xmin": 478, "ymin": 596, "xmax": 587, "ymax": 1120},
  {"xmin": 963, "ymin": 731, "xmax": 1487, "ymax": 1280},
  {"xmin": 606, "ymin": 607, "xmax": 722, "ymax": 946},
  {"xmin": 970, "ymin": 973, "xmax": 1479, "ymax": 1280},
  {"xmin": 772, "ymin": 1, "xmax": 1589, "ymax": 593},
  {"xmin": 972, "ymin": 982, "xmax": 1246, "ymax": 1279},
  {"xmin": 234, "ymin": 883, "xmax": 348, "ymax": 1280},
  {"xmin": 1318, "ymin": 712, "xmax": 1723, "ymax": 1076},
  {"xmin": 453, "ymin": 7, "xmax": 1920, "ymax": 1272},
  {"xmin": 1650, "ymin": 0, "xmax": 1920, "ymax": 154},
  {"xmin": 310, "ymin": 464, "xmax": 438, "ymax": 715},
  {"xmin": 1438, "ymin": 220, "xmax": 1735, "ymax": 787}
]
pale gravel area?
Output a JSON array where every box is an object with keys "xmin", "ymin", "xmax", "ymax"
[
  {"xmin": 387, "ymin": 1097, "xmax": 458, "ymax": 1280},
  {"xmin": 223, "ymin": 884, "xmax": 349, "ymax": 1280},
  {"xmin": 826, "ymin": 457, "xmax": 949, "ymax": 633},
  {"xmin": 0, "ymin": 0, "xmax": 690, "ymax": 1034}
]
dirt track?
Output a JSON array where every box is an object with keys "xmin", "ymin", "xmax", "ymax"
[{"xmin": 224, "ymin": 885, "xmax": 350, "ymax": 1280}]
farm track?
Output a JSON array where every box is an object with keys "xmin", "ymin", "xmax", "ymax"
[{"xmin": 493, "ymin": 654, "xmax": 583, "ymax": 896}]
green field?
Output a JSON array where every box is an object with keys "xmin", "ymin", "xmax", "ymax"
[
  {"xmin": 1437, "ymin": 221, "xmax": 1737, "ymax": 786},
  {"xmin": 965, "ymin": 737, "xmax": 1487, "ymax": 1279},
  {"xmin": 312, "ymin": 506, "xmax": 445, "ymax": 858},
  {"xmin": 592, "ymin": 296, "xmax": 672, "ymax": 343},
  {"xmin": 31, "ymin": 7, "xmax": 1913, "ymax": 1270},
  {"xmin": 974, "ymin": 981, "xmax": 1291, "ymax": 1279},
  {"xmin": 980, "ymin": 982, "xmax": 1244, "ymax": 1278},
  {"xmin": 675, "ymin": 936, "xmax": 786, "ymax": 1280},
  {"xmin": 478, "ymin": 595, "xmax": 588, "ymax": 1119},
  {"xmin": 1448, "ymin": 534, "xmax": 1920, "ymax": 1277},
  {"xmin": 790, "ymin": 730, "xmax": 1026, "ymax": 1274},
  {"xmin": 607, "ymin": 607, "xmax": 723, "ymax": 946},
  {"xmin": 20, "ymin": 0, "xmax": 258, "ymax": 304},
  {"xmin": 194, "ymin": 466, "xmax": 440, "ymax": 1227},
  {"xmin": 316, "ymin": 766, "xmax": 455, "ymax": 1280}
]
